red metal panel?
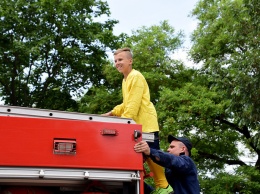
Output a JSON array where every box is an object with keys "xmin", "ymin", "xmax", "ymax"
[{"xmin": 0, "ymin": 116, "xmax": 143, "ymax": 170}]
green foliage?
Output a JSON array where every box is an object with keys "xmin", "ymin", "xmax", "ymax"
[
  {"xmin": 183, "ymin": 0, "xmax": 260, "ymax": 192},
  {"xmin": 143, "ymin": 162, "xmax": 155, "ymax": 189},
  {"xmin": 0, "ymin": 0, "xmax": 122, "ymax": 109},
  {"xmin": 78, "ymin": 59, "xmax": 123, "ymax": 114},
  {"xmin": 102, "ymin": 60, "xmax": 123, "ymax": 89},
  {"xmin": 191, "ymin": 0, "xmax": 260, "ymax": 126},
  {"xmin": 78, "ymin": 85, "xmax": 122, "ymax": 114},
  {"xmin": 200, "ymin": 166, "xmax": 260, "ymax": 193},
  {"xmin": 156, "ymin": 78, "xmax": 244, "ymax": 173}
]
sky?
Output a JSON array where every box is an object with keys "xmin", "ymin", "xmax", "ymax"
[{"xmin": 105, "ymin": 0, "xmax": 200, "ymax": 67}]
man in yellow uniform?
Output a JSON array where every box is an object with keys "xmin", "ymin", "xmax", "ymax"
[{"xmin": 102, "ymin": 48, "xmax": 173, "ymax": 194}]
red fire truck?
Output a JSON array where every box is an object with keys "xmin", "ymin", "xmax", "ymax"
[{"xmin": 0, "ymin": 105, "xmax": 153, "ymax": 194}]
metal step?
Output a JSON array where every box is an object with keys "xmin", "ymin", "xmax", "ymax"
[
  {"xmin": 0, "ymin": 167, "xmax": 140, "ymax": 181},
  {"xmin": 0, "ymin": 167, "xmax": 141, "ymax": 193}
]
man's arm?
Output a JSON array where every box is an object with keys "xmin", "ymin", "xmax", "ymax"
[{"xmin": 134, "ymin": 141, "xmax": 193, "ymax": 173}]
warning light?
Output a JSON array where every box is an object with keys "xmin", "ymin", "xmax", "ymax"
[{"xmin": 53, "ymin": 139, "xmax": 76, "ymax": 155}]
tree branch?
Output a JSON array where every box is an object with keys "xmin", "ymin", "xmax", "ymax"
[
  {"xmin": 217, "ymin": 117, "xmax": 251, "ymax": 139},
  {"xmin": 198, "ymin": 151, "xmax": 247, "ymax": 166}
]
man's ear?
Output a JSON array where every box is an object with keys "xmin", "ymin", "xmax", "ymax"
[
  {"xmin": 181, "ymin": 146, "xmax": 186, "ymax": 153},
  {"xmin": 179, "ymin": 146, "xmax": 186, "ymax": 156}
]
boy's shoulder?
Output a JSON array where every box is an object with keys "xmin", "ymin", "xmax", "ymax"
[{"xmin": 130, "ymin": 69, "xmax": 144, "ymax": 78}]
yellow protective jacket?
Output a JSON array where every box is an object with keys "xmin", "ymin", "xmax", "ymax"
[{"xmin": 111, "ymin": 69, "xmax": 159, "ymax": 133}]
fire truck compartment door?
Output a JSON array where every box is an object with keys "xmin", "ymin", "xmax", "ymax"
[{"xmin": 0, "ymin": 116, "xmax": 143, "ymax": 170}]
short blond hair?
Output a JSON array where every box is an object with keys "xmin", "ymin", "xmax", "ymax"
[{"xmin": 114, "ymin": 47, "xmax": 133, "ymax": 58}]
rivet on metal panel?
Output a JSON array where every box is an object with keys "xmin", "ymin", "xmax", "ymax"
[
  {"xmin": 84, "ymin": 171, "xmax": 90, "ymax": 179},
  {"xmin": 39, "ymin": 169, "xmax": 44, "ymax": 178}
]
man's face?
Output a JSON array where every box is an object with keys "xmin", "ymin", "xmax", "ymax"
[
  {"xmin": 167, "ymin": 140, "xmax": 185, "ymax": 156},
  {"xmin": 114, "ymin": 51, "xmax": 132, "ymax": 75}
]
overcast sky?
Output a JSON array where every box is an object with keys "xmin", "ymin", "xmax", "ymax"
[
  {"xmin": 105, "ymin": 0, "xmax": 200, "ymax": 67},
  {"xmin": 106, "ymin": 0, "xmax": 198, "ymax": 43}
]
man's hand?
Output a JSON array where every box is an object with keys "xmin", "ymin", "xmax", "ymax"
[{"xmin": 134, "ymin": 141, "xmax": 150, "ymax": 155}]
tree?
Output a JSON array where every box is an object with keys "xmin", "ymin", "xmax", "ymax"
[
  {"xmin": 191, "ymin": 0, "xmax": 260, "ymax": 126},
  {"xmin": 155, "ymin": 0, "xmax": 260, "ymax": 192},
  {"xmin": 0, "ymin": 0, "xmax": 123, "ymax": 110},
  {"xmin": 200, "ymin": 166, "xmax": 260, "ymax": 193}
]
